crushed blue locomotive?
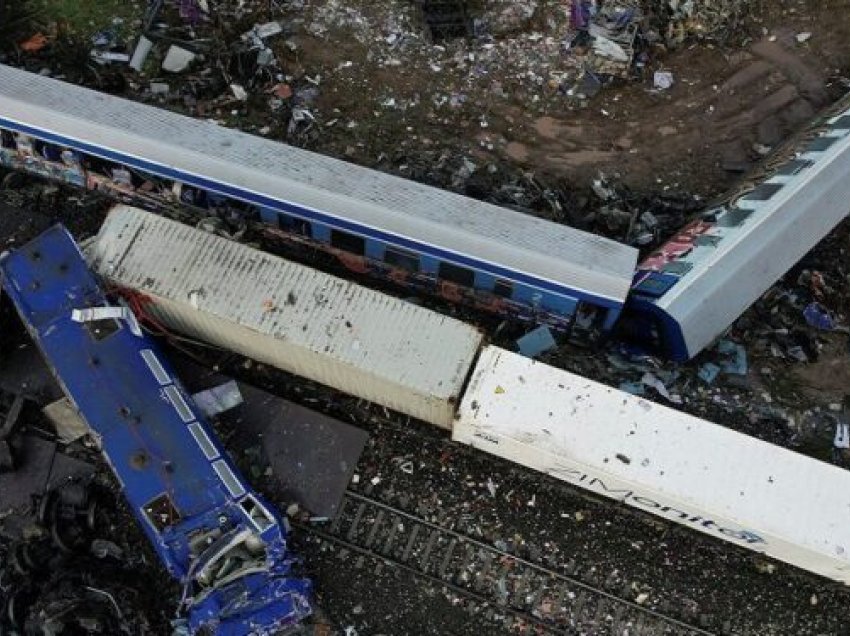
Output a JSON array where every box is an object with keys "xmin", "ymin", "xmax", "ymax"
[{"xmin": 0, "ymin": 225, "xmax": 312, "ymax": 635}]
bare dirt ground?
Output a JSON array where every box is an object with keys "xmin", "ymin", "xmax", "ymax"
[{"xmin": 279, "ymin": 0, "xmax": 850, "ymax": 200}]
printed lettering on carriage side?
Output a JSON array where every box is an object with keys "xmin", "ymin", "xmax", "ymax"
[{"xmin": 548, "ymin": 465, "xmax": 768, "ymax": 546}]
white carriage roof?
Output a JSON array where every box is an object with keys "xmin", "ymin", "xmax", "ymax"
[
  {"xmin": 0, "ymin": 64, "xmax": 638, "ymax": 304},
  {"xmin": 654, "ymin": 107, "xmax": 850, "ymax": 354}
]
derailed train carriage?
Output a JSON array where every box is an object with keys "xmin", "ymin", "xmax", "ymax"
[
  {"xmin": 0, "ymin": 63, "xmax": 638, "ymax": 341},
  {"xmin": 88, "ymin": 204, "xmax": 850, "ymax": 585},
  {"xmin": 625, "ymin": 101, "xmax": 850, "ymax": 360},
  {"xmin": 2, "ymin": 63, "xmax": 850, "ymax": 360},
  {"xmin": 0, "ymin": 226, "xmax": 313, "ymax": 635}
]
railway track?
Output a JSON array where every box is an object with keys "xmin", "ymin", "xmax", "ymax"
[{"xmin": 299, "ymin": 491, "xmax": 717, "ymax": 636}]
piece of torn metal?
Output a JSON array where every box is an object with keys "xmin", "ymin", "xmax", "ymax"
[
  {"xmin": 129, "ymin": 35, "xmax": 154, "ymax": 71},
  {"xmin": 516, "ymin": 325, "xmax": 557, "ymax": 358},
  {"xmin": 653, "ymin": 70, "xmax": 674, "ymax": 90},
  {"xmin": 43, "ymin": 398, "xmax": 90, "ymax": 444},
  {"xmin": 698, "ymin": 362, "xmax": 721, "ymax": 385},
  {"xmin": 191, "ymin": 380, "xmax": 243, "ymax": 419},
  {"xmin": 70, "ymin": 306, "xmax": 142, "ymax": 337},
  {"xmin": 230, "ymin": 84, "xmax": 248, "ymax": 101},
  {"xmin": 161, "ymin": 45, "xmax": 196, "ymax": 73},
  {"xmin": 592, "ymin": 34, "xmax": 630, "ymax": 62},
  {"xmin": 90, "ymin": 51, "xmax": 131, "ymax": 65}
]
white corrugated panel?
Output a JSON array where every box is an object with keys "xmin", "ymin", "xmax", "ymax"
[
  {"xmin": 0, "ymin": 64, "xmax": 637, "ymax": 303},
  {"xmin": 455, "ymin": 346, "xmax": 850, "ymax": 583},
  {"xmin": 88, "ymin": 206, "xmax": 482, "ymax": 428},
  {"xmin": 660, "ymin": 122, "xmax": 850, "ymax": 357}
]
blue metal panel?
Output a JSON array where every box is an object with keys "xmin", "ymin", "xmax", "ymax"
[
  {"xmin": 363, "ymin": 236, "xmax": 384, "ymax": 261},
  {"xmin": 0, "ymin": 226, "xmax": 312, "ymax": 635}
]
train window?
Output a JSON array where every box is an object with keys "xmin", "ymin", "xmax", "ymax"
[
  {"xmin": 693, "ymin": 235, "xmax": 721, "ymax": 248},
  {"xmin": 661, "ymin": 261, "xmax": 693, "ymax": 275},
  {"xmin": 330, "ymin": 229, "xmax": 365, "ymax": 255},
  {"xmin": 807, "ymin": 136, "xmax": 838, "ymax": 152},
  {"xmin": 492, "ymin": 279, "xmax": 513, "ymax": 298},
  {"xmin": 575, "ymin": 303, "xmax": 601, "ymax": 329},
  {"xmin": 775, "ymin": 159, "xmax": 812, "ymax": 176},
  {"xmin": 164, "ymin": 385, "xmax": 196, "ymax": 423},
  {"xmin": 717, "ymin": 207, "xmax": 753, "ymax": 227},
  {"xmin": 279, "ymin": 216, "xmax": 311, "ymax": 237},
  {"xmin": 742, "ymin": 183, "xmax": 783, "ymax": 201},
  {"xmin": 41, "ymin": 143, "xmax": 62, "ymax": 162},
  {"xmin": 438, "ymin": 262, "xmax": 475, "ymax": 287},
  {"xmin": 384, "ymin": 247, "xmax": 419, "ymax": 272},
  {"xmin": 1, "ymin": 130, "xmax": 15, "ymax": 149},
  {"xmin": 213, "ymin": 459, "xmax": 246, "ymax": 498},
  {"xmin": 293, "ymin": 218, "xmax": 311, "ymax": 237}
]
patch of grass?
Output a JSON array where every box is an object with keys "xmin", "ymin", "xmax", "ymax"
[{"xmin": 37, "ymin": 0, "xmax": 142, "ymax": 38}]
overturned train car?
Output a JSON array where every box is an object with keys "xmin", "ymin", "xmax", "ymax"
[
  {"xmin": 625, "ymin": 101, "xmax": 850, "ymax": 360},
  {"xmin": 0, "ymin": 225, "xmax": 313, "ymax": 635},
  {"xmin": 0, "ymin": 63, "xmax": 637, "ymax": 341},
  {"xmin": 1, "ymin": 65, "xmax": 849, "ymax": 363}
]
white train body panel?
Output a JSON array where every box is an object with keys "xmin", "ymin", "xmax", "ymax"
[
  {"xmin": 0, "ymin": 64, "xmax": 637, "ymax": 305},
  {"xmin": 652, "ymin": 112, "xmax": 850, "ymax": 357},
  {"xmin": 87, "ymin": 206, "xmax": 482, "ymax": 428},
  {"xmin": 455, "ymin": 346, "xmax": 850, "ymax": 583}
]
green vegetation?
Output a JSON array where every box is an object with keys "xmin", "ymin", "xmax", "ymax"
[
  {"xmin": 36, "ymin": 0, "xmax": 142, "ymax": 38},
  {"xmin": 0, "ymin": 0, "xmax": 40, "ymax": 48}
]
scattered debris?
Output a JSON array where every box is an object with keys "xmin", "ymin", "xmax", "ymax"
[
  {"xmin": 641, "ymin": 372, "xmax": 682, "ymax": 404},
  {"xmin": 717, "ymin": 340, "xmax": 748, "ymax": 376},
  {"xmin": 161, "ymin": 45, "xmax": 196, "ymax": 73},
  {"xmin": 653, "ymin": 70, "xmax": 674, "ymax": 90},
  {"xmin": 19, "ymin": 32, "xmax": 47, "ymax": 53},
  {"xmin": 804, "ymin": 302, "xmax": 839, "ymax": 331},
  {"xmin": 43, "ymin": 398, "xmax": 90, "ymax": 444},
  {"xmin": 129, "ymin": 35, "xmax": 154, "ymax": 71},
  {"xmin": 698, "ymin": 363, "xmax": 722, "ymax": 385},
  {"xmin": 190, "ymin": 380, "xmax": 243, "ymax": 418},
  {"xmin": 516, "ymin": 325, "xmax": 557, "ymax": 358},
  {"xmin": 90, "ymin": 50, "xmax": 131, "ymax": 65}
]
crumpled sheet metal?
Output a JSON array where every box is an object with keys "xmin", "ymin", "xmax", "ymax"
[{"xmin": 659, "ymin": 0, "xmax": 754, "ymax": 45}]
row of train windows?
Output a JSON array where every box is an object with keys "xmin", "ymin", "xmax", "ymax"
[{"xmin": 294, "ymin": 222, "xmax": 513, "ymax": 297}]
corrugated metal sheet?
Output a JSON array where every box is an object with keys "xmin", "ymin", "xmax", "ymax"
[
  {"xmin": 0, "ymin": 64, "xmax": 637, "ymax": 303},
  {"xmin": 658, "ymin": 115, "xmax": 850, "ymax": 356},
  {"xmin": 455, "ymin": 345, "xmax": 850, "ymax": 583},
  {"xmin": 88, "ymin": 206, "xmax": 483, "ymax": 428}
]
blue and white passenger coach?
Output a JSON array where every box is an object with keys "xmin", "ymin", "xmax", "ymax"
[
  {"xmin": 0, "ymin": 64, "xmax": 638, "ymax": 335},
  {"xmin": 0, "ymin": 225, "xmax": 313, "ymax": 635},
  {"xmin": 625, "ymin": 104, "xmax": 850, "ymax": 360}
]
